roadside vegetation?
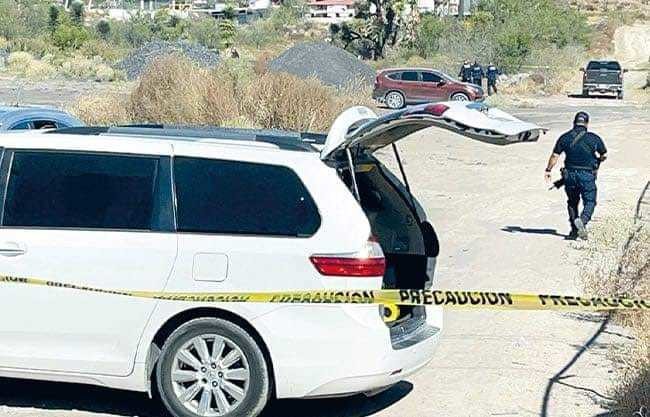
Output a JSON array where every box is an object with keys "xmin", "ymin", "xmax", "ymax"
[
  {"xmin": 69, "ymin": 55, "xmax": 372, "ymax": 131},
  {"xmin": 0, "ymin": 0, "xmax": 646, "ymax": 97},
  {"xmin": 577, "ymin": 207, "xmax": 649, "ymax": 414}
]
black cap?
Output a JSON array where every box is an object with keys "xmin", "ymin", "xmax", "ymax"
[{"xmin": 574, "ymin": 111, "xmax": 590, "ymax": 125}]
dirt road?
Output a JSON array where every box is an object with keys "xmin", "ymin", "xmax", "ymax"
[{"xmin": 0, "ymin": 95, "xmax": 647, "ymax": 417}]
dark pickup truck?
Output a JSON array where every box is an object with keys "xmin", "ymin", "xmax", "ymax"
[{"xmin": 581, "ymin": 60, "xmax": 627, "ymax": 99}]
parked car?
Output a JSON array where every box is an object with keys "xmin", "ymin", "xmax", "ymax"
[
  {"xmin": 580, "ymin": 60, "xmax": 627, "ymax": 99},
  {"xmin": 373, "ymin": 68, "xmax": 485, "ymax": 109},
  {"xmin": 0, "ymin": 105, "xmax": 83, "ymax": 131},
  {"xmin": 0, "ymin": 102, "xmax": 542, "ymax": 417}
]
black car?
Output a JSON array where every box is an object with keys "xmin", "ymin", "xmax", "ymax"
[{"xmin": 580, "ymin": 60, "xmax": 627, "ymax": 99}]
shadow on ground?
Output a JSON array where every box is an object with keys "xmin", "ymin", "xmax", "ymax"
[
  {"xmin": 566, "ymin": 93, "xmax": 619, "ymax": 100},
  {"xmin": 0, "ymin": 377, "xmax": 412, "ymax": 417},
  {"xmin": 501, "ymin": 225, "xmax": 566, "ymax": 238}
]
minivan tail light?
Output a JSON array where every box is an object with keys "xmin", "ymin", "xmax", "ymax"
[{"xmin": 310, "ymin": 237, "xmax": 385, "ymax": 277}]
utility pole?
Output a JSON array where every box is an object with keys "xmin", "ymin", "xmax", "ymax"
[{"xmin": 458, "ymin": 0, "xmax": 464, "ymax": 18}]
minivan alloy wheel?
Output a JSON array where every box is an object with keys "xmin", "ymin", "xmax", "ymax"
[{"xmin": 171, "ymin": 334, "xmax": 250, "ymax": 416}]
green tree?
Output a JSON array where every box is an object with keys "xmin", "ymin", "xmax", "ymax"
[
  {"xmin": 48, "ymin": 4, "xmax": 60, "ymax": 34},
  {"xmin": 70, "ymin": 0, "xmax": 84, "ymax": 25}
]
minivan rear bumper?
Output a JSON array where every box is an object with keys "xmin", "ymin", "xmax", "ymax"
[{"xmin": 251, "ymin": 304, "xmax": 442, "ymax": 399}]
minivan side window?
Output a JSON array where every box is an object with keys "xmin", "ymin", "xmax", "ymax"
[
  {"xmin": 387, "ymin": 72, "xmax": 401, "ymax": 80},
  {"xmin": 2, "ymin": 151, "xmax": 159, "ymax": 230},
  {"xmin": 173, "ymin": 157, "xmax": 321, "ymax": 237},
  {"xmin": 401, "ymin": 71, "xmax": 418, "ymax": 82}
]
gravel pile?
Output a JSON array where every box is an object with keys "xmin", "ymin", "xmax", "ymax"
[
  {"xmin": 118, "ymin": 40, "xmax": 220, "ymax": 80},
  {"xmin": 268, "ymin": 42, "xmax": 375, "ymax": 88}
]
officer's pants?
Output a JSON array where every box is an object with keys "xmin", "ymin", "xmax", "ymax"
[
  {"xmin": 564, "ymin": 169, "xmax": 597, "ymax": 231},
  {"xmin": 488, "ymin": 81, "xmax": 497, "ymax": 95}
]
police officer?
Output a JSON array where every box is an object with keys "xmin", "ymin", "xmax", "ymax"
[
  {"xmin": 459, "ymin": 60, "xmax": 472, "ymax": 83},
  {"xmin": 544, "ymin": 112, "xmax": 608, "ymax": 240},
  {"xmin": 486, "ymin": 62, "xmax": 500, "ymax": 95},
  {"xmin": 471, "ymin": 60, "xmax": 484, "ymax": 87}
]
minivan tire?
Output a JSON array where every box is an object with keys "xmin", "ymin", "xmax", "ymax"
[
  {"xmin": 157, "ymin": 318, "xmax": 270, "ymax": 417},
  {"xmin": 617, "ymin": 91, "xmax": 623, "ymax": 100},
  {"xmin": 385, "ymin": 91, "xmax": 405, "ymax": 109},
  {"xmin": 450, "ymin": 92, "xmax": 469, "ymax": 101}
]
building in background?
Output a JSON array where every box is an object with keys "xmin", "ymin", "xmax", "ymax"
[
  {"xmin": 308, "ymin": 0, "xmax": 355, "ymax": 21},
  {"xmin": 417, "ymin": 0, "xmax": 480, "ymax": 16}
]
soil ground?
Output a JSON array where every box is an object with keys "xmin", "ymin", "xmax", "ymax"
[
  {"xmin": 0, "ymin": 91, "xmax": 648, "ymax": 417},
  {"xmin": 0, "ymin": 24, "xmax": 648, "ymax": 417}
]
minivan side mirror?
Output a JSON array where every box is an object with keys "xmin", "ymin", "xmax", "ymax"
[
  {"xmin": 623, "ymin": 68, "xmax": 629, "ymax": 73},
  {"xmin": 579, "ymin": 68, "xmax": 585, "ymax": 72},
  {"xmin": 438, "ymin": 80, "xmax": 447, "ymax": 86}
]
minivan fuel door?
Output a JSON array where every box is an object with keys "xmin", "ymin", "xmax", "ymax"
[{"xmin": 320, "ymin": 102, "xmax": 546, "ymax": 160}]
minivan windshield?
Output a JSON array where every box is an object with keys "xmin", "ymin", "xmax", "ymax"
[{"xmin": 587, "ymin": 61, "xmax": 621, "ymax": 71}]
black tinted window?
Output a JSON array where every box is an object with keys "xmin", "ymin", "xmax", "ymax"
[
  {"xmin": 421, "ymin": 72, "xmax": 442, "ymax": 82},
  {"xmin": 174, "ymin": 157, "xmax": 320, "ymax": 237},
  {"xmin": 10, "ymin": 121, "xmax": 31, "ymax": 130},
  {"xmin": 387, "ymin": 72, "xmax": 401, "ymax": 80},
  {"xmin": 3, "ymin": 152, "xmax": 159, "ymax": 230},
  {"xmin": 587, "ymin": 61, "xmax": 621, "ymax": 71},
  {"xmin": 401, "ymin": 71, "xmax": 418, "ymax": 81}
]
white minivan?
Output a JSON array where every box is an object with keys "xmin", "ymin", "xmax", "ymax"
[{"xmin": 0, "ymin": 102, "xmax": 542, "ymax": 417}]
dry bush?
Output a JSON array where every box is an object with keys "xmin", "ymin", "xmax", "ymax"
[
  {"xmin": 578, "ymin": 213, "xmax": 649, "ymax": 414},
  {"xmin": 241, "ymin": 72, "xmax": 373, "ymax": 132},
  {"xmin": 6, "ymin": 51, "xmax": 34, "ymax": 73},
  {"xmin": 73, "ymin": 55, "xmax": 375, "ymax": 132},
  {"xmin": 128, "ymin": 55, "xmax": 239, "ymax": 125},
  {"xmin": 69, "ymin": 93, "xmax": 133, "ymax": 126}
]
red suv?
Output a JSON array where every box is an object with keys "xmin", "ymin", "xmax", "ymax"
[{"xmin": 373, "ymin": 68, "xmax": 484, "ymax": 109}]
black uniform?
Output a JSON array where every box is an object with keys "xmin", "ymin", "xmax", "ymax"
[
  {"xmin": 471, "ymin": 62, "xmax": 483, "ymax": 86},
  {"xmin": 486, "ymin": 64, "xmax": 499, "ymax": 95},
  {"xmin": 459, "ymin": 63, "xmax": 472, "ymax": 82},
  {"xmin": 552, "ymin": 125, "xmax": 607, "ymax": 234}
]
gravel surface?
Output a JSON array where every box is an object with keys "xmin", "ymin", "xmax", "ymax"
[
  {"xmin": 117, "ymin": 40, "xmax": 220, "ymax": 80},
  {"xmin": 268, "ymin": 42, "xmax": 375, "ymax": 88}
]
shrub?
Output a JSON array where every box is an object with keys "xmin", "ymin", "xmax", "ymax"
[
  {"xmin": 53, "ymin": 23, "xmax": 90, "ymax": 50},
  {"xmin": 6, "ymin": 51, "xmax": 34, "ymax": 73},
  {"xmin": 9, "ymin": 35, "xmax": 59, "ymax": 58},
  {"xmin": 25, "ymin": 59, "xmax": 56, "ymax": 80},
  {"xmin": 579, "ymin": 214, "xmax": 649, "ymax": 414},
  {"xmin": 218, "ymin": 19, "xmax": 237, "ymax": 48},
  {"xmin": 48, "ymin": 4, "xmax": 60, "ymax": 34},
  {"xmin": 241, "ymin": 72, "xmax": 371, "ymax": 131},
  {"xmin": 96, "ymin": 19, "xmax": 111, "ymax": 40},
  {"xmin": 70, "ymin": 0, "xmax": 84, "ymax": 25},
  {"xmin": 73, "ymin": 56, "xmax": 374, "ymax": 131},
  {"xmin": 69, "ymin": 93, "xmax": 133, "ymax": 126},
  {"xmin": 236, "ymin": 19, "xmax": 281, "ymax": 50},
  {"xmin": 128, "ymin": 55, "xmax": 240, "ymax": 125},
  {"xmin": 413, "ymin": 15, "xmax": 449, "ymax": 58},
  {"xmin": 188, "ymin": 16, "xmax": 220, "ymax": 50},
  {"xmin": 0, "ymin": 0, "xmax": 48, "ymax": 39}
]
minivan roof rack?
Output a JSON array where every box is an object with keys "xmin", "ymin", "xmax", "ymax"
[{"xmin": 48, "ymin": 125, "xmax": 328, "ymax": 152}]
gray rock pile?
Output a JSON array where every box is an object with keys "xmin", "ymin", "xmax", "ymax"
[
  {"xmin": 118, "ymin": 40, "xmax": 220, "ymax": 80},
  {"xmin": 268, "ymin": 42, "xmax": 375, "ymax": 88}
]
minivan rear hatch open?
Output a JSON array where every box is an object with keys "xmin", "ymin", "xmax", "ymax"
[
  {"xmin": 321, "ymin": 102, "xmax": 545, "ymax": 336},
  {"xmin": 321, "ymin": 101, "xmax": 545, "ymax": 161}
]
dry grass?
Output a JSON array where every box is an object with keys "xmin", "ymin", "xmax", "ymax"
[
  {"xmin": 71, "ymin": 55, "xmax": 374, "ymax": 132},
  {"xmin": 69, "ymin": 93, "xmax": 133, "ymax": 126},
  {"xmin": 128, "ymin": 55, "xmax": 240, "ymax": 125},
  {"xmin": 578, "ymin": 211, "xmax": 649, "ymax": 414}
]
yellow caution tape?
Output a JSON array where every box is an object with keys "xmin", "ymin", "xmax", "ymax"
[{"xmin": 0, "ymin": 275, "xmax": 648, "ymax": 313}]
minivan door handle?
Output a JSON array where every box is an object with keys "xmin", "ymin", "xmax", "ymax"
[{"xmin": 0, "ymin": 242, "xmax": 27, "ymax": 257}]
